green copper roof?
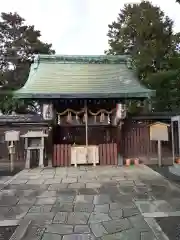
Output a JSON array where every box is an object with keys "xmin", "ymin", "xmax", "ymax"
[{"xmin": 13, "ymin": 54, "xmax": 155, "ymax": 99}]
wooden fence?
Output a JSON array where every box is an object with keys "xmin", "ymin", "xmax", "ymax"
[
  {"xmin": 0, "ymin": 117, "xmax": 177, "ymax": 169},
  {"xmin": 99, "ymin": 143, "xmax": 118, "ymax": 165},
  {"xmin": 52, "ymin": 143, "xmax": 118, "ymax": 167},
  {"xmin": 52, "ymin": 120, "xmax": 176, "ymax": 166},
  {"xmin": 53, "ymin": 145, "xmax": 71, "ymax": 167},
  {"xmin": 121, "ymin": 120, "xmax": 176, "ymax": 165}
]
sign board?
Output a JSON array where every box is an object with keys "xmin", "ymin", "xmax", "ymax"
[
  {"xmin": 149, "ymin": 122, "xmax": 170, "ymax": 167},
  {"xmin": 150, "ymin": 122, "xmax": 169, "ymax": 141},
  {"xmin": 5, "ymin": 130, "xmax": 20, "ymax": 142}
]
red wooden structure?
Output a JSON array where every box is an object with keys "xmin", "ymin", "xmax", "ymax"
[{"xmin": 53, "ymin": 143, "xmax": 118, "ymax": 167}]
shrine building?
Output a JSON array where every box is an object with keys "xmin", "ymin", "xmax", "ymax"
[{"xmin": 13, "ymin": 54, "xmax": 155, "ymax": 167}]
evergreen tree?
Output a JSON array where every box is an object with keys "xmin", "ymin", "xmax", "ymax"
[
  {"xmin": 0, "ymin": 12, "xmax": 55, "ymax": 113},
  {"xmin": 106, "ymin": 1, "xmax": 180, "ymax": 112}
]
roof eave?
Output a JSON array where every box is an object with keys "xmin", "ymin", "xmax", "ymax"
[{"xmin": 13, "ymin": 90, "xmax": 155, "ymax": 99}]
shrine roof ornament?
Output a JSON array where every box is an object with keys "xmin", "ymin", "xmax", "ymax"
[{"xmin": 13, "ymin": 54, "xmax": 155, "ymax": 99}]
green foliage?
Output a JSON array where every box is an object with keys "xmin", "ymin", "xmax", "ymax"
[
  {"xmin": 146, "ymin": 69, "xmax": 180, "ymax": 111},
  {"xmin": 106, "ymin": 1, "xmax": 180, "ymax": 112},
  {"xmin": 0, "ymin": 12, "xmax": 55, "ymax": 113}
]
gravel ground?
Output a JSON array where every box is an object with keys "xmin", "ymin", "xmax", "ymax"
[
  {"xmin": 0, "ymin": 169, "xmax": 21, "ymax": 177},
  {"xmin": 0, "ymin": 226, "xmax": 17, "ymax": 240},
  {"xmin": 148, "ymin": 165, "xmax": 180, "ymax": 184},
  {"xmin": 156, "ymin": 216, "xmax": 180, "ymax": 240}
]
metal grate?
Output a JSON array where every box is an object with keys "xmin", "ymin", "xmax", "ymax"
[{"xmin": 0, "ymin": 226, "xmax": 17, "ymax": 240}]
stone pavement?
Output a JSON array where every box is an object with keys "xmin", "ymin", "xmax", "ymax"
[{"xmin": 0, "ymin": 165, "xmax": 180, "ymax": 239}]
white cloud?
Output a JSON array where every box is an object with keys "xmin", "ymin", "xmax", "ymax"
[{"xmin": 0, "ymin": 0, "xmax": 180, "ymax": 54}]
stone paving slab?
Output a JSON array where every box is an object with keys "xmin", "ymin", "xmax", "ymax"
[
  {"xmin": 62, "ymin": 234, "xmax": 95, "ymax": 240},
  {"xmin": 102, "ymin": 228, "xmax": 141, "ymax": 240},
  {"xmin": 0, "ymin": 165, "xmax": 179, "ymax": 239},
  {"xmin": 45, "ymin": 224, "xmax": 73, "ymax": 235},
  {"xmin": 74, "ymin": 225, "xmax": 90, "ymax": 234},
  {"xmin": 94, "ymin": 204, "xmax": 109, "ymax": 214},
  {"xmin": 102, "ymin": 218, "xmax": 132, "ymax": 234},
  {"xmin": 74, "ymin": 202, "xmax": 94, "ymax": 212},
  {"xmin": 90, "ymin": 222, "xmax": 108, "ymax": 237},
  {"xmin": 29, "ymin": 205, "xmax": 53, "ymax": 213},
  {"xmin": 52, "ymin": 202, "xmax": 73, "ymax": 213},
  {"xmin": 67, "ymin": 212, "xmax": 90, "ymax": 225},
  {"xmin": 41, "ymin": 233, "xmax": 62, "ymax": 240}
]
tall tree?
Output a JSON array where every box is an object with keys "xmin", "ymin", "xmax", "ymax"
[
  {"xmin": 106, "ymin": 1, "xmax": 179, "ymax": 75},
  {"xmin": 0, "ymin": 12, "xmax": 55, "ymax": 113},
  {"xmin": 106, "ymin": 1, "xmax": 180, "ymax": 111}
]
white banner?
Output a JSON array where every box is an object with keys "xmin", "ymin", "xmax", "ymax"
[
  {"xmin": 43, "ymin": 104, "xmax": 54, "ymax": 120},
  {"xmin": 116, "ymin": 103, "xmax": 126, "ymax": 120}
]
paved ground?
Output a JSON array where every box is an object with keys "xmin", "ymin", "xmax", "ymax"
[{"xmin": 0, "ymin": 165, "xmax": 180, "ymax": 239}]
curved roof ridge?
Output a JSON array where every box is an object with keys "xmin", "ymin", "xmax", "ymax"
[{"xmin": 37, "ymin": 54, "xmax": 130, "ymax": 64}]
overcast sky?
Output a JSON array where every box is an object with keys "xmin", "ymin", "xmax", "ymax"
[{"xmin": 1, "ymin": 0, "xmax": 180, "ymax": 54}]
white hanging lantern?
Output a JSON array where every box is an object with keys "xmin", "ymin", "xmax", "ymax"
[
  {"xmin": 116, "ymin": 103, "xmax": 126, "ymax": 120},
  {"xmin": 43, "ymin": 104, "xmax": 54, "ymax": 120},
  {"xmin": 114, "ymin": 103, "xmax": 127, "ymax": 126}
]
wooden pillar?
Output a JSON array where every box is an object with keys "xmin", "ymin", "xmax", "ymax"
[
  {"xmin": 84, "ymin": 100, "xmax": 88, "ymax": 148},
  {"xmin": 171, "ymin": 121, "xmax": 175, "ymax": 165},
  {"xmin": 117, "ymin": 122, "xmax": 123, "ymax": 166},
  {"xmin": 84, "ymin": 100, "xmax": 96, "ymax": 166},
  {"xmin": 9, "ymin": 141, "xmax": 15, "ymax": 172},
  {"xmin": 25, "ymin": 149, "xmax": 31, "ymax": 169},
  {"xmin": 178, "ymin": 117, "xmax": 180, "ymax": 157}
]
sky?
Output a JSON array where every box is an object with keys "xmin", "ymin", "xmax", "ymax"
[{"xmin": 1, "ymin": 0, "xmax": 180, "ymax": 55}]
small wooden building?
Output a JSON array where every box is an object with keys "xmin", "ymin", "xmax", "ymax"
[
  {"xmin": 0, "ymin": 114, "xmax": 49, "ymax": 171},
  {"xmin": 13, "ymin": 55, "xmax": 154, "ymax": 167}
]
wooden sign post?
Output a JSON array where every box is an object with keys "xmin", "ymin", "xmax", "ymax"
[
  {"xmin": 149, "ymin": 122, "xmax": 170, "ymax": 167},
  {"xmin": 157, "ymin": 140, "xmax": 162, "ymax": 167},
  {"xmin": 5, "ymin": 130, "xmax": 20, "ymax": 172}
]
